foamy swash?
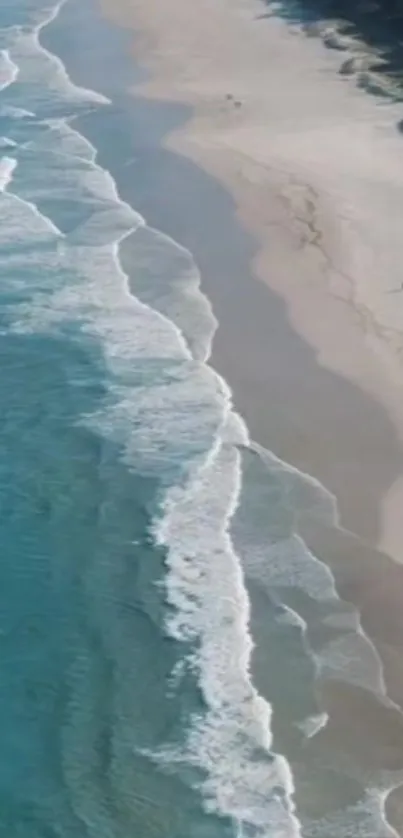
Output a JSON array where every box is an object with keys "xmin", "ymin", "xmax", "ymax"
[
  {"xmin": 0, "ymin": 1, "xmax": 400, "ymax": 837},
  {"xmin": 0, "ymin": 6, "xmax": 300, "ymax": 835}
]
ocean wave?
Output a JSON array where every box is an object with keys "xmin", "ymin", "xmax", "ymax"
[
  {"xmin": 29, "ymin": 116, "xmax": 97, "ymax": 161},
  {"xmin": 0, "ymin": 7, "xmax": 302, "ymax": 832},
  {"xmin": 0, "ymin": 48, "xmax": 18, "ymax": 90},
  {"xmin": 306, "ymin": 788, "xmax": 401, "ymax": 838},
  {"xmin": 0, "ymin": 154, "xmax": 16, "ymax": 190},
  {"xmin": 0, "ymin": 185, "xmax": 62, "ymax": 249},
  {"xmin": 121, "ymin": 224, "xmax": 217, "ymax": 363},
  {"xmin": 1, "ymin": 1, "xmax": 400, "ymax": 835},
  {"xmin": 0, "ymin": 5, "xmax": 108, "ymax": 120},
  {"xmin": 232, "ymin": 443, "xmax": 397, "ymax": 702},
  {"xmin": 16, "ymin": 114, "xmax": 217, "ymax": 360},
  {"xmin": 150, "ymin": 411, "xmax": 301, "ymax": 838}
]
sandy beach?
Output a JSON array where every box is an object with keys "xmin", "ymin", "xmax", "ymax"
[
  {"xmin": 87, "ymin": 0, "xmax": 403, "ymax": 831},
  {"xmin": 5, "ymin": 0, "xmax": 403, "ymax": 835},
  {"xmin": 97, "ymin": 0, "xmax": 403, "ymax": 558}
]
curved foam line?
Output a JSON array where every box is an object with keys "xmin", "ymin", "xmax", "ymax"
[
  {"xmin": 0, "ymin": 49, "xmax": 19, "ymax": 91},
  {"xmin": 0, "ymin": 155, "xmax": 17, "ymax": 191},
  {"xmin": 13, "ymin": 5, "xmax": 403, "ymax": 836},
  {"xmin": 34, "ymin": 2, "xmax": 110, "ymax": 105}
]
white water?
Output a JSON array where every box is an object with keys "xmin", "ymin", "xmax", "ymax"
[{"xmin": 0, "ymin": 1, "xmax": 401, "ymax": 836}]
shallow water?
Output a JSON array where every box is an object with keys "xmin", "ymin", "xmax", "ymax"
[{"xmin": 0, "ymin": 0, "xmax": 402, "ymax": 836}]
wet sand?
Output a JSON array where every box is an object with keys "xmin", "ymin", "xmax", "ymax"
[
  {"xmin": 92, "ymin": 0, "xmax": 403, "ymax": 827},
  {"xmin": 49, "ymin": 0, "xmax": 403, "ymax": 831},
  {"xmin": 97, "ymin": 0, "xmax": 403, "ymax": 561}
]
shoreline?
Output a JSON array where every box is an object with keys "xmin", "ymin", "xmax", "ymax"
[
  {"xmin": 52, "ymin": 0, "xmax": 403, "ymax": 690},
  {"xmin": 43, "ymin": 0, "xmax": 403, "ymax": 831},
  {"xmin": 97, "ymin": 0, "xmax": 403, "ymax": 563}
]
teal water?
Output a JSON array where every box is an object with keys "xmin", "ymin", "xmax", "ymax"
[
  {"xmin": 0, "ymin": 1, "xmax": 401, "ymax": 837},
  {"xmin": 0, "ymin": 3, "xmax": 293, "ymax": 836},
  {"xmin": 0, "ymin": 4, "xmax": 229, "ymax": 835}
]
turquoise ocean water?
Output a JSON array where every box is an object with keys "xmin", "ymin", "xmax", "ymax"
[{"xmin": 0, "ymin": 1, "xmax": 401, "ymax": 836}]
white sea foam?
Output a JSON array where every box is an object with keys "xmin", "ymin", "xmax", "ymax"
[
  {"xmin": 0, "ymin": 21, "xmax": 302, "ymax": 828},
  {"xmin": 34, "ymin": 2, "xmax": 109, "ymax": 106},
  {"xmin": 316, "ymin": 629, "xmax": 390, "ymax": 698},
  {"xmin": 19, "ymin": 114, "xmax": 217, "ymax": 360},
  {"xmin": 3, "ymin": 3, "xmax": 400, "ymax": 836},
  {"xmin": 123, "ymin": 224, "xmax": 218, "ymax": 362},
  {"xmin": 0, "ymin": 189, "xmax": 62, "ymax": 246},
  {"xmin": 9, "ymin": 225, "xmax": 229, "ymax": 481},
  {"xmin": 0, "ymin": 49, "xmax": 18, "ymax": 91},
  {"xmin": 232, "ymin": 446, "xmax": 397, "ymax": 704},
  {"xmin": 0, "ymin": 84, "xmax": 301, "ymax": 838},
  {"xmin": 305, "ymin": 787, "xmax": 402, "ymax": 838},
  {"xmin": 0, "ymin": 155, "xmax": 17, "ymax": 190},
  {"xmin": 0, "ymin": 136, "xmax": 16, "ymax": 149},
  {"xmin": 0, "ymin": 104, "xmax": 35, "ymax": 118},
  {"xmin": 2, "ymin": 6, "xmax": 109, "ymax": 120},
  {"xmin": 296, "ymin": 712, "xmax": 329, "ymax": 739},
  {"xmin": 251, "ymin": 443, "xmax": 339, "ymax": 528},
  {"xmin": 35, "ymin": 117, "xmax": 97, "ymax": 162},
  {"xmin": 151, "ymin": 413, "xmax": 301, "ymax": 838},
  {"xmin": 232, "ymin": 449, "xmax": 339, "ymax": 601}
]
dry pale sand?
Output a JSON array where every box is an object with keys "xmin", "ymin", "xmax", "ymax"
[
  {"xmin": 101, "ymin": 0, "xmax": 403, "ymax": 561},
  {"xmin": 96, "ymin": 0, "xmax": 403, "ymax": 831}
]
